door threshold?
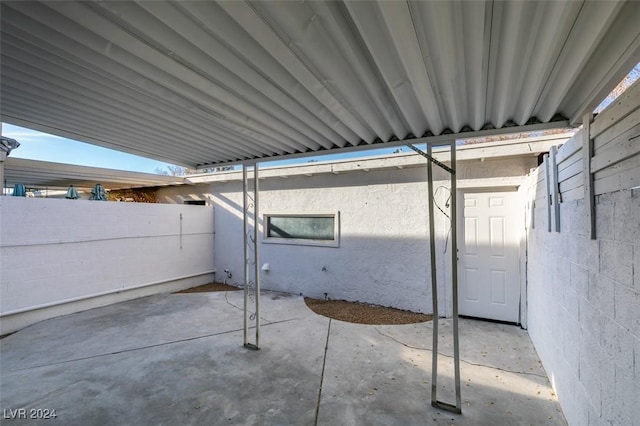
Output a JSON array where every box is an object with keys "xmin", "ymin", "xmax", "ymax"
[{"xmin": 459, "ymin": 315, "xmax": 519, "ymax": 327}]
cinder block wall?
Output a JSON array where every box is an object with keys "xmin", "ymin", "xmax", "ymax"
[
  {"xmin": 164, "ymin": 167, "xmax": 443, "ymax": 314},
  {"xmin": 527, "ymin": 187, "xmax": 640, "ymax": 425},
  {"xmin": 158, "ymin": 155, "xmax": 539, "ymax": 316},
  {"xmin": 0, "ymin": 197, "xmax": 215, "ymax": 334}
]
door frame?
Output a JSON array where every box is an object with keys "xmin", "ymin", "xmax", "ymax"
[{"xmin": 456, "ymin": 187, "xmax": 526, "ymax": 325}]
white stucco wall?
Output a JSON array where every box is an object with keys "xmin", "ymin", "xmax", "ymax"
[
  {"xmin": 158, "ymin": 155, "xmax": 537, "ymax": 315},
  {"xmin": 217, "ymin": 169, "xmax": 438, "ymax": 314},
  {"xmin": 0, "ymin": 197, "xmax": 214, "ymax": 334},
  {"xmin": 526, "ymin": 183, "xmax": 640, "ymax": 425}
]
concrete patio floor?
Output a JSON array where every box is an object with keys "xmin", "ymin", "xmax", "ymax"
[{"xmin": 0, "ymin": 290, "xmax": 565, "ymax": 425}]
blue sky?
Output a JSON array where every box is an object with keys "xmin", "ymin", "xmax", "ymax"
[{"xmin": 2, "ymin": 123, "xmax": 178, "ymax": 174}]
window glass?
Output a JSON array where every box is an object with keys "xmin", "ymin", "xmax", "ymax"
[{"xmin": 263, "ymin": 213, "xmax": 339, "ymax": 247}]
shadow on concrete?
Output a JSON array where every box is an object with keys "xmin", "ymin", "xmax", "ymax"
[{"xmin": 0, "ymin": 291, "xmax": 565, "ymax": 425}]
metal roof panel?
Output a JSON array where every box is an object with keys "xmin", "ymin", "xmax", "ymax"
[{"xmin": 1, "ymin": 1, "xmax": 638, "ymax": 167}]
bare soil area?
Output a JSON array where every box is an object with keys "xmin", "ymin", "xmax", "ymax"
[
  {"xmin": 174, "ymin": 283, "xmax": 431, "ymax": 325},
  {"xmin": 304, "ymin": 298, "xmax": 432, "ymax": 325},
  {"xmin": 175, "ymin": 282, "xmax": 240, "ymax": 293}
]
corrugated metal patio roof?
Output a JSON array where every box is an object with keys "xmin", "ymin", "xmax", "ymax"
[
  {"xmin": 1, "ymin": 1, "xmax": 638, "ymax": 168},
  {"xmin": 3, "ymin": 157, "xmax": 184, "ymax": 190}
]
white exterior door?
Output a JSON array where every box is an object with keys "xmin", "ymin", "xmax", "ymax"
[{"xmin": 458, "ymin": 191, "xmax": 521, "ymax": 323}]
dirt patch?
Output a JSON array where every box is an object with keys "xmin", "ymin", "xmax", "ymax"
[
  {"xmin": 174, "ymin": 282, "xmax": 240, "ymax": 293},
  {"xmin": 174, "ymin": 284, "xmax": 430, "ymax": 325},
  {"xmin": 305, "ymin": 298, "xmax": 432, "ymax": 325}
]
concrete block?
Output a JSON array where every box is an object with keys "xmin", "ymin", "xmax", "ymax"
[
  {"xmin": 614, "ymin": 192, "xmax": 640, "ymax": 244},
  {"xmin": 561, "ymin": 318, "xmax": 580, "ymax": 369},
  {"xmin": 613, "ymin": 283, "xmax": 640, "ymax": 337},
  {"xmin": 615, "ymin": 368, "xmax": 640, "ymax": 424},
  {"xmin": 599, "ymin": 360, "xmax": 619, "ymax": 424},
  {"xmin": 588, "ymin": 272, "xmax": 615, "ymax": 314},
  {"xmin": 571, "ymin": 262, "xmax": 589, "ymax": 295},
  {"xmin": 634, "ymin": 333, "xmax": 640, "ymax": 383},
  {"xmin": 570, "ymin": 235, "xmax": 599, "ymax": 271},
  {"xmin": 634, "ymin": 245, "xmax": 639, "ymax": 290},
  {"xmin": 555, "ymin": 369, "xmax": 578, "ymax": 424},
  {"xmin": 600, "ymin": 319, "xmax": 635, "ymax": 372},
  {"xmin": 0, "ymin": 197, "xmax": 215, "ymax": 328},
  {"xmin": 570, "ymin": 198, "xmax": 589, "ymax": 237},
  {"xmin": 595, "ymin": 198, "xmax": 615, "ymax": 241},
  {"xmin": 600, "ymin": 240, "xmax": 633, "ymax": 288},
  {"xmin": 547, "ymin": 232, "xmax": 564, "ymax": 258},
  {"xmin": 578, "ymin": 356, "xmax": 602, "ymax": 417},
  {"xmin": 562, "ymin": 285, "xmax": 579, "ymax": 320},
  {"xmin": 589, "ymin": 330, "xmax": 617, "ymax": 395},
  {"xmin": 554, "ymin": 249, "xmax": 571, "ymax": 284},
  {"xmin": 579, "ymin": 297, "xmax": 601, "ymax": 343},
  {"xmin": 559, "ymin": 202, "xmax": 571, "ymax": 234},
  {"xmin": 602, "ymin": 403, "xmax": 634, "ymax": 426},
  {"xmin": 29, "ymin": 264, "xmax": 62, "ymax": 281},
  {"xmin": 43, "ymin": 244, "xmax": 76, "ymax": 265},
  {"xmin": 576, "ymin": 384, "xmax": 591, "ymax": 426}
]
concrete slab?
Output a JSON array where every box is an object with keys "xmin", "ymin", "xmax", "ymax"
[{"xmin": 1, "ymin": 291, "xmax": 566, "ymax": 425}]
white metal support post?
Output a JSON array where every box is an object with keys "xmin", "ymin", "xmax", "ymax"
[
  {"xmin": 408, "ymin": 142, "xmax": 461, "ymax": 414},
  {"xmin": 242, "ymin": 163, "xmax": 261, "ymax": 350},
  {"xmin": 448, "ymin": 140, "xmax": 462, "ymax": 413},
  {"xmin": 425, "ymin": 144, "xmax": 439, "ymax": 405},
  {"xmin": 583, "ymin": 113, "xmax": 596, "ymax": 240},
  {"xmin": 543, "ymin": 154, "xmax": 552, "ymax": 232},
  {"xmin": 0, "ymin": 151, "xmax": 6, "ymax": 196},
  {"xmin": 550, "ymin": 146, "xmax": 561, "ymax": 232}
]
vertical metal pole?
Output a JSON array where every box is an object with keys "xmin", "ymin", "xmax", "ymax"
[
  {"xmin": 426, "ymin": 144, "xmax": 439, "ymax": 406},
  {"xmin": 410, "ymin": 142, "xmax": 460, "ymax": 413},
  {"xmin": 253, "ymin": 163, "xmax": 261, "ymax": 349},
  {"xmin": 583, "ymin": 113, "xmax": 596, "ymax": 239},
  {"xmin": 450, "ymin": 140, "xmax": 462, "ymax": 413},
  {"xmin": 242, "ymin": 165, "xmax": 249, "ymax": 347},
  {"xmin": 0, "ymin": 123, "xmax": 3, "ymax": 196},
  {"xmin": 550, "ymin": 146, "xmax": 560, "ymax": 232},
  {"xmin": 543, "ymin": 154, "xmax": 551, "ymax": 232},
  {"xmin": 0, "ymin": 152, "xmax": 6, "ymax": 197}
]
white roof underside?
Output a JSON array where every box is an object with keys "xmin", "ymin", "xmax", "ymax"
[
  {"xmin": 1, "ymin": 1, "xmax": 639, "ymax": 168},
  {"xmin": 4, "ymin": 157, "xmax": 183, "ymax": 190}
]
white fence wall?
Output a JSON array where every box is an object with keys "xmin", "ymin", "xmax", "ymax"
[
  {"xmin": 0, "ymin": 197, "xmax": 214, "ymax": 334},
  {"xmin": 526, "ymin": 81, "xmax": 640, "ymax": 425}
]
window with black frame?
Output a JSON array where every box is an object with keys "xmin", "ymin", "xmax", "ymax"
[{"xmin": 263, "ymin": 213, "xmax": 339, "ymax": 247}]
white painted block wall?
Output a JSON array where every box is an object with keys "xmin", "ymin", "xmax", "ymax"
[
  {"xmin": 0, "ymin": 197, "xmax": 215, "ymax": 334},
  {"xmin": 158, "ymin": 156, "xmax": 537, "ymax": 315},
  {"xmin": 527, "ymin": 186, "xmax": 640, "ymax": 425},
  {"xmin": 230, "ymin": 170, "xmax": 439, "ymax": 313}
]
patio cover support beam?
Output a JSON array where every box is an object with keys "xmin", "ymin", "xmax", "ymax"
[
  {"xmin": 406, "ymin": 143, "xmax": 455, "ymax": 175},
  {"xmin": 449, "ymin": 140, "xmax": 462, "ymax": 413},
  {"xmin": 242, "ymin": 163, "xmax": 261, "ymax": 350},
  {"xmin": 418, "ymin": 142, "xmax": 462, "ymax": 414}
]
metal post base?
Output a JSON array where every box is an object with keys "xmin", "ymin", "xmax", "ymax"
[
  {"xmin": 432, "ymin": 400, "xmax": 462, "ymax": 415},
  {"xmin": 243, "ymin": 343, "xmax": 260, "ymax": 351}
]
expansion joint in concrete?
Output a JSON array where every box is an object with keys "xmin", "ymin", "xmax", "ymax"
[
  {"xmin": 224, "ymin": 291, "xmax": 271, "ymax": 324},
  {"xmin": 314, "ymin": 318, "xmax": 332, "ymax": 426},
  {"xmin": 5, "ymin": 319, "xmax": 297, "ymax": 375}
]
